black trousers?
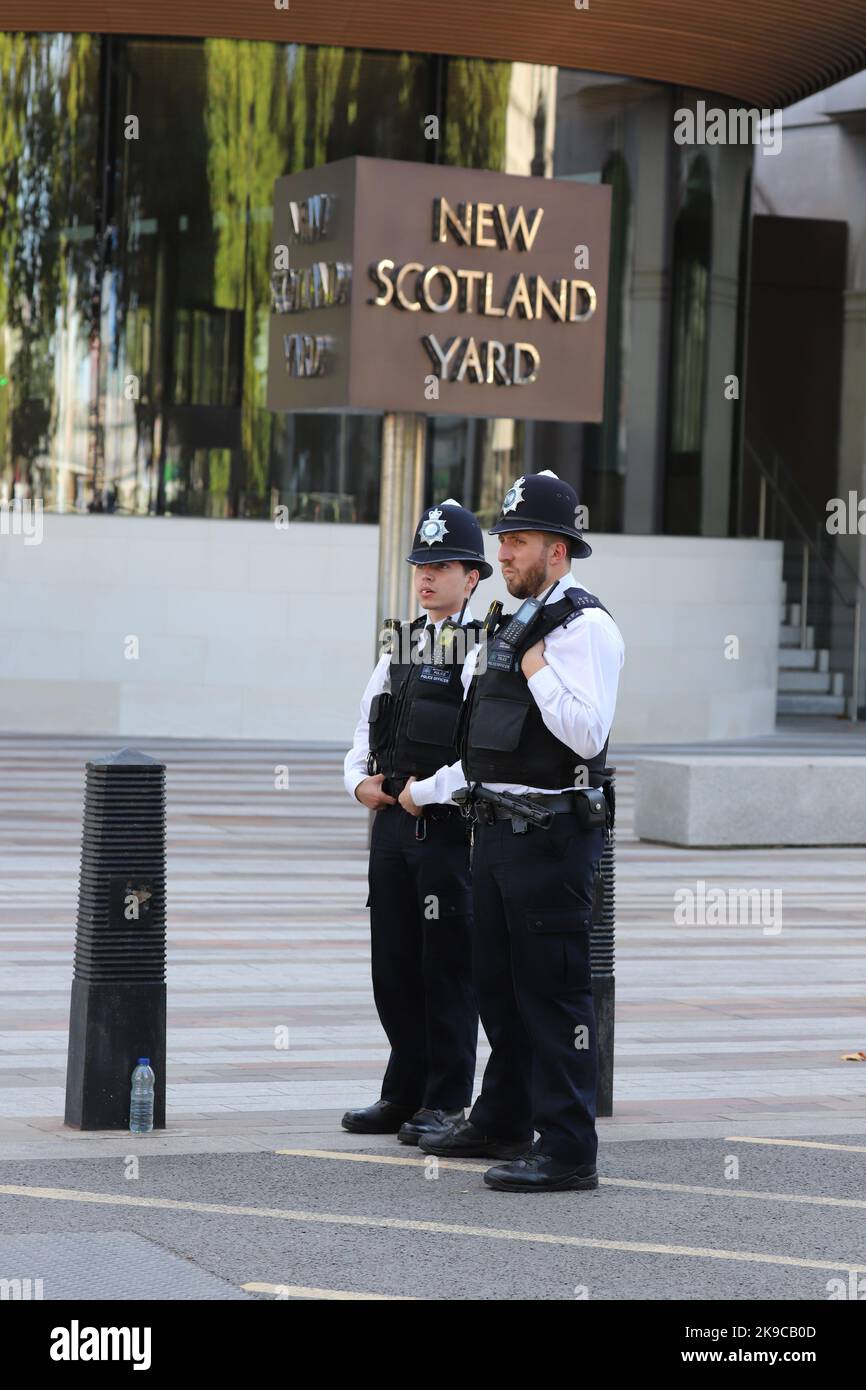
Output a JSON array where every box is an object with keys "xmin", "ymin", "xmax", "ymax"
[
  {"xmin": 367, "ymin": 803, "xmax": 478, "ymax": 1111},
  {"xmin": 467, "ymin": 813, "xmax": 603, "ymax": 1165}
]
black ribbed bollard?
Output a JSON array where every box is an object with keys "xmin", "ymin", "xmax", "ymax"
[
  {"xmin": 591, "ymin": 769, "xmax": 615, "ymax": 1117},
  {"xmin": 64, "ymin": 748, "xmax": 167, "ymax": 1129}
]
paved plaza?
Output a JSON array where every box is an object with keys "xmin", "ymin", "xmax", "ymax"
[{"xmin": 0, "ymin": 721, "xmax": 865, "ymax": 1299}]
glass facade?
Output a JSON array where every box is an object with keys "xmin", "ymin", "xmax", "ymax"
[
  {"xmin": 0, "ymin": 34, "xmax": 752, "ymax": 534},
  {"xmin": 0, "ymin": 34, "xmax": 100, "ymax": 514},
  {"xmin": 663, "ymin": 154, "xmax": 712, "ymax": 533}
]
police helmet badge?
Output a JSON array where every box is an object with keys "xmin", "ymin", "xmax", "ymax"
[
  {"xmin": 418, "ymin": 507, "xmax": 449, "ymax": 546},
  {"xmin": 501, "ymin": 477, "xmax": 526, "ymax": 515}
]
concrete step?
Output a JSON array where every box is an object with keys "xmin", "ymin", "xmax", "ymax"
[
  {"xmin": 776, "ymin": 692, "xmax": 846, "ymax": 716},
  {"xmin": 777, "ymin": 647, "xmax": 830, "ymax": 671},
  {"xmin": 634, "ymin": 753, "xmax": 866, "ymax": 845},
  {"xmin": 778, "ymin": 669, "xmax": 832, "ymax": 694},
  {"xmin": 779, "ymin": 623, "xmax": 814, "ymax": 648}
]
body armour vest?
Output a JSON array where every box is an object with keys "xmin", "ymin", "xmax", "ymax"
[
  {"xmin": 460, "ymin": 588, "xmax": 613, "ymax": 789},
  {"xmin": 368, "ymin": 616, "xmax": 483, "ymax": 782}
]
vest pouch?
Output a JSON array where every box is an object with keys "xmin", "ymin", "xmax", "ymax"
[
  {"xmin": 406, "ymin": 696, "xmax": 460, "ymax": 747},
  {"xmin": 368, "ymin": 691, "xmax": 393, "ymax": 755},
  {"xmin": 572, "ymin": 786, "xmax": 607, "ymax": 830},
  {"xmin": 471, "ymin": 695, "xmax": 530, "ymax": 752}
]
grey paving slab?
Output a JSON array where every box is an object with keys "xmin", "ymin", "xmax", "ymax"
[
  {"xmin": 0, "ymin": 1231, "xmax": 250, "ymax": 1299},
  {"xmin": 0, "ymin": 724, "xmax": 865, "ymax": 1152}
]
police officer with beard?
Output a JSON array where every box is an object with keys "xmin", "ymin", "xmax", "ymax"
[
  {"xmin": 398, "ymin": 471, "xmax": 624, "ymax": 1192},
  {"xmin": 342, "ymin": 501, "xmax": 491, "ymax": 1146}
]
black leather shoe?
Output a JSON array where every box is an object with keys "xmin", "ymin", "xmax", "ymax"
[
  {"xmin": 341, "ymin": 1099, "xmax": 417, "ymax": 1134},
  {"xmin": 418, "ymin": 1118, "xmax": 531, "ymax": 1159},
  {"xmin": 397, "ymin": 1107, "xmax": 465, "ymax": 1145},
  {"xmin": 483, "ymin": 1153, "xmax": 599, "ymax": 1192}
]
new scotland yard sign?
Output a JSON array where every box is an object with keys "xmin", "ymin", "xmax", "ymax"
[{"xmin": 267, "ymin": 156, "xmax": 611, "ymax": 422}]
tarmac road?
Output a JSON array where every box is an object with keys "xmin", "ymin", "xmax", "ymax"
[{"xmin": 1, "ymin": 1125, "xmax": 865, "ymax": 1302}]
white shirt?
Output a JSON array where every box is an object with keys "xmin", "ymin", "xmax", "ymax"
[
  {"xmin": 343, "ymin": 605, "xmax": 476, "ymax": 800},
  {"xmin": 409, "ymin": 572, "xmax": 624, "ymax": 806}
]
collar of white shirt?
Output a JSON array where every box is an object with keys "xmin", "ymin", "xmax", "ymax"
[
  {"xmin": 427, "ymin": 604, "xmax": 474, "ymax": 631},
  {"xmin": 539, "ymin": 571, "xmax": 581, "ymax": 607}
]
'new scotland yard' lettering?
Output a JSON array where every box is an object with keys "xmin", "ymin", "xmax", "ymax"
[
  {"xmin": 432, "ymin": 197, "xmax": 544, "ymax": 252},
  {"xmin": 367, "ymin": 195, "xmax": 598, "ymax": 386}
]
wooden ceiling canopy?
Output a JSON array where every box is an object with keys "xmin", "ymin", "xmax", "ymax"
[{"xmin": 2, "ymin": 0, "xmax": 866, "ymax": 107}]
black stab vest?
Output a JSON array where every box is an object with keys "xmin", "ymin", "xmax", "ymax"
[
  {"xmin": 460, "ymin": 588, "xmax": 613, "ymax": 789},
  {"xmin": 368, "ymin": 616, "xmax": 483, "ymax": 782}
]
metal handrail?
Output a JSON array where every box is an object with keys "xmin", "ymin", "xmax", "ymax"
[
  {"xmin": 747, "ymin": 430, "xmax": 865, "ymax": 598},
  {"xmin": 749, "ymin": 446, "xmax": 854, "ymax": 609},
  {"xmin": 745, "ymin": 439, "xmax": 862, "ymax": 720}
]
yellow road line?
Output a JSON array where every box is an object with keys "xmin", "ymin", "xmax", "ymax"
[
  {"xmin": 242, "ymin": 1282, "xmax": 416, "ymax": 1300},
  {"xmin": 726, "ymin": 1136, "xmax": 866, "ymax": 1154},
  {"xmin": 0, "ymin": 1182, "xmax": 863, "ymax": 1275},
  {"xmin": 275, "ymin": 1147, "xmax": 866, "ymax": 1211},
  {"xmin": 275, "ymin": 1148, "xmax": 487, "ymax": 1169}
]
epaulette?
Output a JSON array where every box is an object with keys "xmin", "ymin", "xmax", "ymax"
[{"xmin": 560, "ymin": 587, "xmax": 614, "ymax": 628}]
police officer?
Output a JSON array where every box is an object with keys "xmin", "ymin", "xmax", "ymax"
[
  {"xmin": 342, "ymin": 500, "xmax": 492, "ymax": 1145},
  {"xmin": 398, "ymin": 471, "xmax": 624, "ymax": 1191}
]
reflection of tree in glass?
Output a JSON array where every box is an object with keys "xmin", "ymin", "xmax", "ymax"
[
  {"xmin": 204, "ymin": 39, "xmax": 297, "ymax": 513},
  {"xmin": 202, "ymin": 42, "xmax": 432, "ymax": 515},
  {"xmin": 312, "ymin": 49, "xmax": 419, "ymax": 165},
  {"xmin": 311, "ymin": 47, "xmax": 344, "ymax": 167},
  {"xmin": 444, "ymin": 58, "xmax": 511, "ymax": 170},
  {"xmin": 0, "ymin": 34, "xmax": 97, "ymax": 498}
]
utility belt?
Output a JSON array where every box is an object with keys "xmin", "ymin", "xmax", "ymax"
[
  {"xmin": 381, "ymin": 774, "xmax": 465, "ymax": 839},
  {"xmin": 453, "ymin": 782, "xmax": 612, "ymax": 837}
]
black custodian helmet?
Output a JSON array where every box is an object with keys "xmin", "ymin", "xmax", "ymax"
[
  {"xmin": 406, "ymin": 499, "xmax": 493, "ymax": 579},
  {"xmin": 488, "ymin": 469, "xmax": 591, "ymax": 558}
]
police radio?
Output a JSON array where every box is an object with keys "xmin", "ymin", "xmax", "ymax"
[
  {"xmin": 482, "ymin": 600, "xmax": 503, "ymax": 634},
  {"xmin": 486, "ymin": 582, "xmax": 559, "ymax": 672}
]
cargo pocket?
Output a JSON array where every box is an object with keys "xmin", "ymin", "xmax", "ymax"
[
  {"xmin": 423, "ymin": 886, "xmax": 473, "ymax": 923},
  {"xmin": 423, "ymin": 888, "xmax": 473, "ymax": 972},
  {"xmin": 524, "ymin": 908, "xmax": 591, "ymax": 990},
  {"xmin": 590, "ymin": 862, "xmax": 604, "ymax": 923},
  {"xmin": 406, "ymin": 698, "xmax": 460, "ymax": 747},
  {"xmin": 526, "ymin": 908, "xmax": 592, "ymax": 934},
  {"xmin": 471, "ymin": 696, "xmax": 529, "ymax": 751}
]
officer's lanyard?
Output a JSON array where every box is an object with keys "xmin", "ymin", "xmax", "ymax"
[{"xmin": 427, "ymin": 596, "xmax": 470, "ymax": 665}]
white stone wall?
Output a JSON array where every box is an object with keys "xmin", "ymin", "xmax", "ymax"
[{"xmin": 0, "ymin": 515, "xmax": 781, "ymax": 743}]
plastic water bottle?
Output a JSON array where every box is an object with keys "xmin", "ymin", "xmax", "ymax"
[{"xmin": 129, "ymin": 1058, "xmax": 155, "ymax": 1133}]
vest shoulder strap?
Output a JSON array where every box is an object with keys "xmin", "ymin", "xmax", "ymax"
[{"xmin": 559, "ymin": 587, "xmax": 614, "ymax": 627}]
